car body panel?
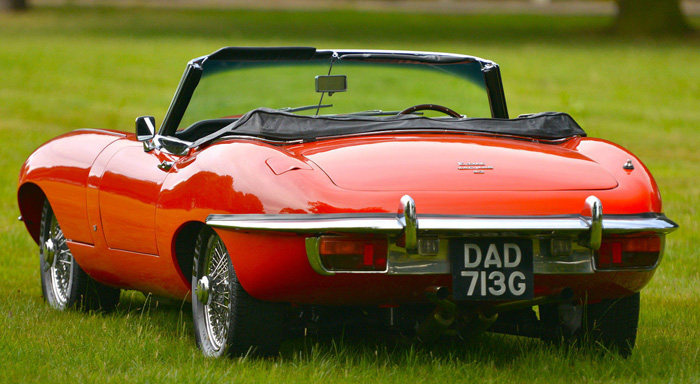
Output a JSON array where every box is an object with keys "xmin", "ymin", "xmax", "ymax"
[
  {"xmin": 300, "ymin": 136, "xmax": 619, "ymax": 192},
  {"xmin": 18, "ymin": 130, "xmax": 125, "ymax": 245},
  {"xmin": 98, "ymin": 144, "xmax": 169, "ymax": 255}
]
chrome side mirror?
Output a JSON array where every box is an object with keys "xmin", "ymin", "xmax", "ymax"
[
  {"xmin": 136, "ymin": 116, "xmax": 156, "ymax": 141},
  {"xmin": 136, "ymin": 116, "xmax": 156, "ymax": 151}
]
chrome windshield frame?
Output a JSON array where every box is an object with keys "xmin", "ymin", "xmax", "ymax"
[{"xmin": 159, "ymin": 47, "xmax": 507, "ymax": 137}]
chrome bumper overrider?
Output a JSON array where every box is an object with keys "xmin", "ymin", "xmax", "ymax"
[{"xmin": 206, "ymin": 195, "xmax": 678, "ymax": 276}]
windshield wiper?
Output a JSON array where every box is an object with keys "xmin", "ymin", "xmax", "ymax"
[{"xmin": 280, "ymin": 104, "xmax": 332, "ymax": 113}]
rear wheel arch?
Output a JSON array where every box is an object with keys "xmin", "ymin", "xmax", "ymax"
[
  {"xmin": 172, "ymin": 221, "xmax": 206, "ymax": 284},
  {"xmin": 17, "ymin": 182, "xmax": 47, "ymax": 245}
]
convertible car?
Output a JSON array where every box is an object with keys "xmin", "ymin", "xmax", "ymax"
[{"xmin": 17, "ymin": 47, "xmax": 677, "ymax": 357}]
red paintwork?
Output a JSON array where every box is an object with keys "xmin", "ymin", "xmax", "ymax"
[
  {"xmin": 18, "ymin": 129, "xmax": 664, "ymax": 303},
  {"xmin": 300, "ymin": 136, "xmax": 619, "ymax": 192}
]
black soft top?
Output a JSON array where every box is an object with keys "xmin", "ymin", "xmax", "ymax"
[{"xmin": 190, "ymin": 108, "xmax": 585, "ymax": 146}]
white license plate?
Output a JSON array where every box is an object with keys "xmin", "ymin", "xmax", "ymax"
[{"xmin": 450, "ymin": 238, "xmax": 533, "ymax": 301}]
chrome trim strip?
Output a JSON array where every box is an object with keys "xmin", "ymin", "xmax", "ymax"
[
  {"xmin": 414, "ymin": 216, "xmax": 590, "ymax": 232},
  {"xmin": 206, "ymin": 213, "xmax": 404, "ymax": 234},
  {"xmin": 534, "ymin": 241, "xmax": 595, "ymax": 275},
  {"xmin": 207, "ymin": 213, "xmax": 677, "ymax": 235},
  {"xmin": 305, "ymin": 237, "xmax": 334, "ymax": 276},
  {"xmin": 598, "ymin": 216, "xmax": 679, "ymax": 233},
  {"xmin": 535, "ymin": 258, "xmax": 594, "ymax": 275}
]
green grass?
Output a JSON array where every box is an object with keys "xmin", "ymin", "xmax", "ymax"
[{"xmin": 1, "ymin": 5, "xmax": 699, "ymax": 383}]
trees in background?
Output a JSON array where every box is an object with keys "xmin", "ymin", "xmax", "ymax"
[
  {"xmin": 0, "ymin": 0, "xmax": 28, "ymax": 11},
  {"xmin": 615, "ymin": 0, "xmax": 691, "ymax": 35},
  {"xmin": 0, "ymin": 0, "xmax": 695, "ymax": 35}
]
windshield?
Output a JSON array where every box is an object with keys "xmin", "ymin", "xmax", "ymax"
[{"xmin": 177, "ymin": 55, "xmax": 491, "ymax": 131}]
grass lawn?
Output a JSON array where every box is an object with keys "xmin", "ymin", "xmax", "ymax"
[{"xmin": 1, "ymin": 5, "xmax": 699, "ymax": 383}]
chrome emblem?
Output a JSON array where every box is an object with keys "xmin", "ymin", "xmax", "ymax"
[{"xmin": 458, "ymin": 162, "xmax": 494, "ymax": 174}]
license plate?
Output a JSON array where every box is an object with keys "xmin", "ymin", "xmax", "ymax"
[{"xmin": 450, "ymin": 238, "xmax": 533, "ymax": 301}]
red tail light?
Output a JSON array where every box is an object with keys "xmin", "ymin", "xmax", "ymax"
[
  {"xmin": 596, "ymin": 235, "xmax": 663, "ymax": 270},
  {"xmin": 319, "ymin": 236, "xmax": 388, "ymax": 272}
]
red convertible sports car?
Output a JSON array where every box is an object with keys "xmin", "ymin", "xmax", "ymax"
[{"xmin": 18, "ymin": 47, "xmax": 677, "ymax": 357}]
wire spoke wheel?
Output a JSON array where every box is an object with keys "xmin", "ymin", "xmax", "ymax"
[
  {"xmin": 192, "ymin": 226, "xmax": 286, "ymax": 357},
  {"xmin": 39, "ymin": 200, "xmax": 120, "ymax": 312},
  {"xmin": 202, "ymin": 236, "xmax": 232, "ymax": 352},
  {"xmin": 47, "ymin": 220, "xmax": 74, "ymax": 308}
]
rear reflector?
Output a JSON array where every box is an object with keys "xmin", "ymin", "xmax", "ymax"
[
  {"xmin": 319, "ymin": 236, "xmax": 388, "ymax": 272},
  {"xmin": 596, "ymin": 235, "xmax": 663, "ymax": 270}
]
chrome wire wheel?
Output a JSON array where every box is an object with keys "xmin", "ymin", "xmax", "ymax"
[
  {"xmin": 39, "ymin": 200, "xmax": 121, "ymax": 312},
  {"xmin": 192, "ymin": 226, "xmax": 286, "ymax": 357},
  {"xmin": 201, "ymin": 236, "xmax": 232, "ymax": 353},
  {"xmin": 40, "ymin": 202, "xmax": 76, "ymax": 310},
  {"xmin": 46, "ymin": 218, "xmax": 74, "ymax": 308}
]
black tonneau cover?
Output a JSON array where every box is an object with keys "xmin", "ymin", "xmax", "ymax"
[{"xmin": 193, "ymin": 108, "xmax": 585, "ymax": 146}]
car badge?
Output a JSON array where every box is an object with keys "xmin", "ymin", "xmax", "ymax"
[{"xmin": 458, "ymin": 162, "xmax": 494, "ymax": 174}]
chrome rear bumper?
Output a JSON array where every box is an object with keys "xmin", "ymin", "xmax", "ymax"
[{"xmin": 206, "ymin": 195, "xmax": 678, "ymax": 276}]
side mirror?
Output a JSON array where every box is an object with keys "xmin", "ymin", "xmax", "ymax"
[{"xmin": 136, "ymin": 116, "xmax": 156, "ymax": 142}]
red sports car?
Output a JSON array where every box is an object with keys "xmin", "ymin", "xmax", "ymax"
[{"xmin": 17, "ymin": 47, "xmax": 677, "ymax": 357}]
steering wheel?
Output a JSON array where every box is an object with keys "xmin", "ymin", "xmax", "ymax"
[{"xmin": 397, "ymin": 104, "xmax": 462, "ymax": 118}]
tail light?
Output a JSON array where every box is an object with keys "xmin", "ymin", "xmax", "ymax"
[
  {"xmin": 319, "ymin": 236, "xmax": 388, "ymax": 272},
  {"xmin": 596, "ymin": 235, "xmax": 663, "ymax": 270}
]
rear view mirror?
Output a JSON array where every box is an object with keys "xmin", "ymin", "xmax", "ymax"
[{"xmin": 315, "ymin": 75, "xmax": 347, "ymax": 95}]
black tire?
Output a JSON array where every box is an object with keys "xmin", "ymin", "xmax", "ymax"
[
  {"xmin": 192, "ymin": 226, "xmax": 285, "ymax": 357},
  {"xmin": 39, "ymin": 200, "xmax": 120, "ymax": 312},
  {"xmin": 578, "ymin": 293, "xmax": 640, "ymax": 357}
]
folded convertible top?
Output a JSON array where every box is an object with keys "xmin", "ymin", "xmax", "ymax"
[{"xmin": 194, "ymin": 108, "xmax": 586, "ymax": 146}]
